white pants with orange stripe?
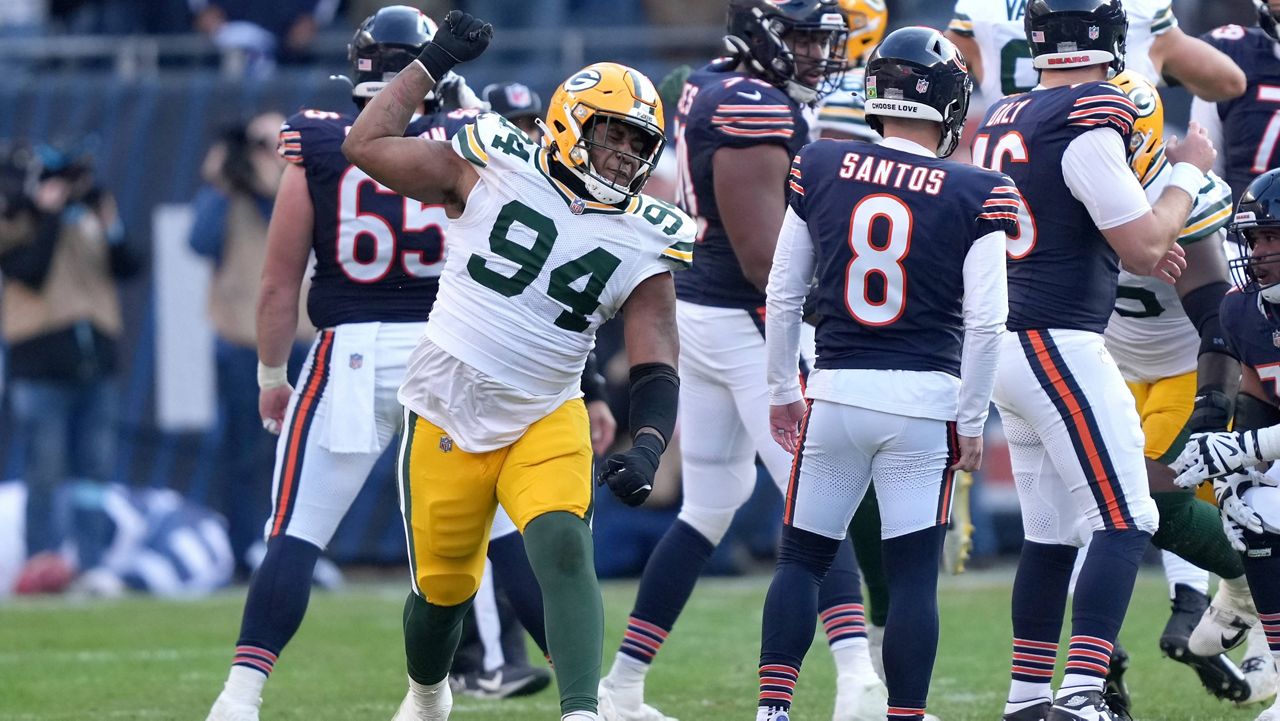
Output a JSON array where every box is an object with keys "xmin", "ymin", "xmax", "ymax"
[
  {"xmin": 674, "ymin": 301, "xmax": 814, "ymax": 545},
  {"xmin": 266, "ymin": 322, "xmax": 517, "ymax": 549},
  {"xmin": 786, "ymin": 400, "xmax": 958, "ymax": 540},
  {"xmin": 993, "ymin": 328, "xmax": 1159, "ymax": 546}
]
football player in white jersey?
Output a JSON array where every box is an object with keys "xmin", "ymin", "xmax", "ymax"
[
  {"xmin": 343, "ymin": 11, "xmax": 694, "ymax": 721},
  {"xmin": 944, "ymin": 0, "xmax": 1245, "ymax": 137},
  {"xmin": 1102, "ymin": 70, "xmax": 1271, "ymax": 709}
]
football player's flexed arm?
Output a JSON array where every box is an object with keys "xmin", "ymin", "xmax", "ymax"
[{"xmin": 342, "ymin": 10, "xmax": 493, "ymax": 212}]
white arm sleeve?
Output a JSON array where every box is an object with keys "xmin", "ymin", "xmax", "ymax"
[
  {"xmin": 1191, "ymin": 97, "xmax": 1228, "ymax": 178},
  {"xmin": 957, "ymin": 230, "xmax": 1008, "ymax": 436},
  {"xmin": 1062, "ymin": 128, "xmax": 1152, "ymax": 230},
  {"xmin": 765, "ymin": 208, "xmax": 816, "ymax": 406}
]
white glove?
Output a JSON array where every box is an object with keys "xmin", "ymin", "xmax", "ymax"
[
  {"xmin": 1213, "ymin": 470, "xmax": 1270, "ymax": 536},
  {"xmin": 1221, "ymin": 508, "xmax": 1247, "ymax": 553},
  {"xmin": 1173, "ymin": 430, "xmax": 1266, "ymax": 488}
]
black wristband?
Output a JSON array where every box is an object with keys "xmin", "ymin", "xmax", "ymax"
[
  {"xmin": 416, "ymin": 42, "xmax": 459, "ymax": 82},
  {"xmin": 631, "ymin": 432, "xmax": 665, "ymax": 465},
  {"xmin": 1187, "ymin": 389, "xmax": 1233, "ymax": 433}
]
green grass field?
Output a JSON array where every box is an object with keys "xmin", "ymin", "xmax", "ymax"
[{"xmin": 0, "ymin": 568, "xmax": 1269, "ymax": 720}]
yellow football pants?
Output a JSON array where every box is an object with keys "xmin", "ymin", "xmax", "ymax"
[
  {"xmin": 397, "ymin": 398, "xmax": 593, "ymax": 607},
  {"xmin": 1127, "ymin": 371, "xmax": 1215, "ymax": 504}
]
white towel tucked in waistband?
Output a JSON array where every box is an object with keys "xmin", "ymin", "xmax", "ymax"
[{"xmin": 322, "ymin": 322, "xmax": 381, "ymax": 454}]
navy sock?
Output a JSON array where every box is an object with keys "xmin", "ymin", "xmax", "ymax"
[
  {"xmin": 488, "ymin": 531, "xmax": 548, "ymax": 657},
  {"xmin": 881, "ymin": 525, "xmax": 945, "ymax": 712},
  {"xmin": 1242, "ymin": 531, "xmax": 1280, "ymax": 659},
  {"xmin": 817, "ymin": 539, "xmax": 866, "ymax": 648},
  {"xmin": 759, "ymin": 525, "xmax": 841, "ymax": 711},
  {"xmin": 234, "ymin": 534, "xmax": 321, "ymax": 676},
  {"xmin": 1062, "ymin": 529, "xmax": 1149, "ymax": 692},
  {"xmin": 619, "ymin": 519, "xmax": 715, "ymax": 664},
  {"xmin": 1009, "ymin": 541, "xmax": 1077, "ymax": 699}
]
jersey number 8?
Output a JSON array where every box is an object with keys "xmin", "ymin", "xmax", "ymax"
[{"xmin": 845, "ymin": 194, "xmax": 911, "ymax": 326}]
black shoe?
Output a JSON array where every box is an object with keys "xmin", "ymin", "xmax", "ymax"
[
  {"xmin": 1004, "ymin": 700, "xmax": 1052, "ymax": 721},
  {"xmin": 1047, "ymin": 690, "xmax": 1122, "ymax": 721},
  {"xmin": 1160, "ymin": 584, "xmax": 1251, "ymax": 702},
  {"xmin": 1103, "ymin": 644, "xmax": 1132, "ymax": 721},
  {"xmin": 448, "ymin": 664, "xmax": 552, "ymax": 699}
]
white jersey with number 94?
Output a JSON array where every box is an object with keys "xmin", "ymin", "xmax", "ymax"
[{"xmin": 398, "ymin": 112, "xmax": 694, "ymax": 451}]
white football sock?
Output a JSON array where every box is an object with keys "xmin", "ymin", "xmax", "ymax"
[
  {"xmin": 409, "ymin": 677, "xmax": 448, "ymax": 706},
  {"xmin": 607, "ymin": 652, "xmax": 650, "ymax": 688},
  {"xmin": 1161, "ymin": 550, "xmax": 1209, "ymax": 597},
  {"xmin": 222, "ymin": 665, "xmax": 266, "ymax": 706},
  {"xmin": 831, "ymin": 637, "xmax": 876, "ymax": 679},
  {"xmin": 1006, "ymin": 679, "xmax": 1051, "ymax": 709}
]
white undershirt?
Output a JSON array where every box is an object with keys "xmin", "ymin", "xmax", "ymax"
[
  {"xmin": 1061, "ymin": 126, "xmax": 1153, "ymax": 229},
  {"xmin": 766, "ymin": 140, "xmax": 1008, "ymax": 436}
]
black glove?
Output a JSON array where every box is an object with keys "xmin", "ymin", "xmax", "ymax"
[
  {"xmin": 417, "ymin": 10, "xmax": 493, "ymax": 81},
  {"xmin": 597, "ymin": 433, "xmax": 663, "ymax": 507},
  {"xmin": 1187, "ymin": 390, "xmax": 1233, "ymax": 433}
]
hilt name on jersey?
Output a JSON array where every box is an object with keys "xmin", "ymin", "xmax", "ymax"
[{"xmin": 838, "ymin": 152, "xmax": 947, "ymax": 196}]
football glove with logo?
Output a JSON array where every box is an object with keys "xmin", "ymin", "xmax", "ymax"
[
  {"xmin": 1174, "ymin": 430, "xmax": 1267, "ymax": 487},
  {"xmin": 597, "ymin": 433, "xmax": 663, "ymax": 507},
  {"xmin": 417, "ymin": 10, "xmax": 493, "ymax": 81}
]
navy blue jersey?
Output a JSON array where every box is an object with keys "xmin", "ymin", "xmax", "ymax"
[
  {"xmin": 1220, "ymin": 288, "xmax": 1280, "ymax": 405},
  {"xmin": 277, "ymin": 107, "xmax": 478, "ymax": 328},
  {"xmin": 1200, "ymin": 25, "xmax": 1280, "ymax": 201},
  {"xmin": 790, "ymin": 140, "xmax": 1017, "ymax": 376},
  {"xmin": 672, "ymin": 60, "xmax": 812, "ymax": 309},
  {"xmin": 974, "ymin": 82, "xmax": 1138, "ymax": 333}
]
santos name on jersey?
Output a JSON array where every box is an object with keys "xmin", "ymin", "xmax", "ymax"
[
  {"xmin": 1105, "ymin": 169, "xmax": 1233, "ymax": 383},
  {"xmin": 949, "ymin": 0, "xmax": 1176, "ymax": 113},
  {"xmin": 278, "ymin": 106, "xmax": 476, "ymax": 328},
  {"xmin": 398, "ymin": 112, "xmax": 695, "ymax": 451}
]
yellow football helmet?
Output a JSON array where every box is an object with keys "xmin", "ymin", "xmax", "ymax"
[
  {"xmin": 840, "ymin": 0, "xmax": 888, "ymax": 66},
  {"xmin": 1110, "ymin": 70, "xmax": 1166, "ymax": 186},
  {"xmin": 542, "ymin": 62, "xmax": 666, "ymax": 204}
]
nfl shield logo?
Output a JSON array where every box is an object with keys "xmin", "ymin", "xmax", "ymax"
[
  {"xmin": 570, "ymin": 198, "xmax": 587, "ymax": 215},
  {"xmin": 439, "ymin": 435, "xmax": 453, "ymax": 452},
  {"xmin": 1272, "ymin": 329, "xmax": 1280, "ymax": 349},
  {"xmin": 505, "ymin": 83, "xmax": 533, "ymax": 108},
  {"xmin": 1088, "ymin": 25, "xmax": 1100, "ymax": 40},
  {"xmin": 916, "ymin": 78, "xmax": 930, "ymax": 93},
  {"xmin": 349, "ymin": 353, "xmax": 363, "ymax": 370}
]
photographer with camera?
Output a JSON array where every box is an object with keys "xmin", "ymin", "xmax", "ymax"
[{"xmin": 0, "ymin": 144, "xmax": 143, "ymax": 592}]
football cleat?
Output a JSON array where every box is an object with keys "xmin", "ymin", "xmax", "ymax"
[
  {"xmin": 598, "ymin": 677, "xmax": 677, "ymax": 721},
  {"xmin": 1190, "ymin": 581, "xmax": 1258, "ymax": 656},
  {"xmin": 1258, "ymin": 697, "xmax": 1280, "ymax": 721},
  {"xmin": 1160, "ymin": 584, "xmax": 1251, "ymax": 702},
  {"xmin": 206, "ymin": 695, "xmax": 260, "ymax": 721},
  {"xmin": 1102, "ymin": 643, "xmax": 1131, "ymax": 721},
  {"xmin": 756, "ymin": 708, "xmax": 791, "ymax": 721},
  {"xmin": 832, "ymin": 671, "xmax": 888, "ymax": 721},
  {"xmin": 1047, "ymin": 690, "xmax": 1123, "ymax": 721},
  {"xmin": 943, "ymin": 470, "xmax": 975, "ymax": 574},
  {"xmin": 1241, "ymin": 626, "xmax": 1280, "ymax": 706},
  {"xmin": 1003, "ymin": 700, "xmax": 1051, "ymax": 721},
  {"xmin": 448, "ymin": 664, "xmax": 552, "ymax": 699},
  {"xmin": 563, "ymin": 713, "xmax": 601, "ymax": 720}
]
